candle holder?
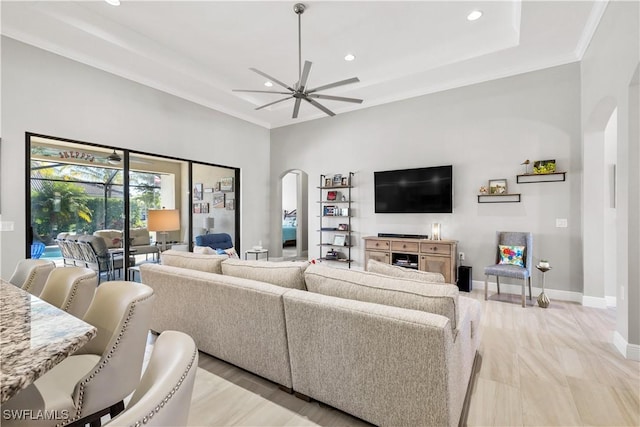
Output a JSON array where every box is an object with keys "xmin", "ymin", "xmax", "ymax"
[{"xmin": 535, "ymin": 264, "xmax": 552, "ymax": 308}]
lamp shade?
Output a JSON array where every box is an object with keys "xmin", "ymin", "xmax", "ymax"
[
  {"xmin": 204, "ymin": 217, "xmax": 215, "ymax": 230},
  {"xmin": 147, "ymin": 209, "xmax": 180, "ymax": 232}
]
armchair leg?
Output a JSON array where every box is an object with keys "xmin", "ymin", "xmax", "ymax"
[
  {"xmin": 521, "ymin": 278, "xmax": 526, "ymax": 307},
  {"xmin": 528, "ymin": 277, "xmax": 532, "ymax": 300},
  {"xmin": 496, "ymin": 276, "xmax": 501, "ymax": 294}
]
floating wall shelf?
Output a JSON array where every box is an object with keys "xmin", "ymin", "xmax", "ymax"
[
  {"xmin": 516, "ymin": 172, "xmax": 566, "ymax": 184},
  {"xmin": 477, "ymin": 194, "xmax": 521, "ymax": 203}
]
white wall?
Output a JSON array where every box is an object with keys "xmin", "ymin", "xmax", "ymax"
[
  {"xmin": 580, "ymin": 0, "xmax": 639, "ymax": 350},
  {"xmin": 271, "ymin": 63, "xmax": 582, "ymax": 293},
  {"xmin": 603, "ymin": 111, "xmax": 617, "ymax": 300},
  {"xmin": 0, "ymin": 37, "xmax": 270, "ymax": 278}
]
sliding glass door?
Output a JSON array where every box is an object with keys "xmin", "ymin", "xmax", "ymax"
[{"xmin": 27, "ymin": 133, "xmax": 240, "ymax": 278}]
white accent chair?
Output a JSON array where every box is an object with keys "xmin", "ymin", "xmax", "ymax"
[
  {"xmin": 39, "ymin": 267, "xmax": 98, "ymax": 319},
  {"xmin": 8, "ymin": 259, "xmax": 56, "ymax": 296},
  {"xmin": 1, "ymin": 281, "xmax": 155, "ymax": 427},
  {"xmin": 106, "ymin": 331, "xmax": 198, "ymax": 427}
]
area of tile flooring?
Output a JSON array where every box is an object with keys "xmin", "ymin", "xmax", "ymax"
[{"xmin": 144, "ymin": 289, "xmax": 639, "ymax": 426}]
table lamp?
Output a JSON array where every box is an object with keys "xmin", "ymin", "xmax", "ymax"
[
  {"xmin": 147, "ymin": 209, "xmax": 180, "ymax": 251},
  {"xmin": 204, "ymin": 217, "xmax": 215, "ymax": 234}
]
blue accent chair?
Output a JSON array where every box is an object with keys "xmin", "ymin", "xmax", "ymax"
[
  {"xmin": 484, "ymin": 231, "xmax": 533, "ymax": 307},
  {"xmin": 195, "ymin": 233, "xmax": 233, "ymax": 250}
]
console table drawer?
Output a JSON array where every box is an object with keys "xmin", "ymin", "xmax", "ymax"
[
  {"xmin": 391, "ymin": 241, "xmax": 419, "ymax": 252},
  {"xmin": 420, "ymin": 243, "xmax": 452, "ymax": 255},
  {"xmin": 366, "ymin": 240, "xmax": 390, "ymax": 250}
]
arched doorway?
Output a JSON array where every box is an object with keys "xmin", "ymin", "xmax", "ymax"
[{"xmin": 280, "ymin": 170, "xmax": 308, "ymax": 260}]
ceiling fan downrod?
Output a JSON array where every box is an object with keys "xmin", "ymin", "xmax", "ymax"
[{"xmin": 294, "ymin": 3, "xmax": 305, "ymax": 88}]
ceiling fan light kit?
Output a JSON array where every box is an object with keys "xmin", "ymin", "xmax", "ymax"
[
  {"xmin": 233, "ymin": 3, "xmax": 363, "ymax": 119},
  {"xmin": 107, "ymin": 149, "xmax": 122, "ymax": 165}
]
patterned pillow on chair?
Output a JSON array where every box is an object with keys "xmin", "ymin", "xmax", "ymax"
[{"xmin": 499, "ymin": 245, "xmax": 525, "ymax": 267}]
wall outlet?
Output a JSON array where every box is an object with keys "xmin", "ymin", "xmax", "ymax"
[
  {"xmin": 556, "ymin": 218, "xmax": 568, "ymax": 228},
  {"xmin": 459, "ymin": 252, "xmax": 465, "ymax": 261}
]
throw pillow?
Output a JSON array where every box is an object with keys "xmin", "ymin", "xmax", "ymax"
[
  {"xmin": 367, "ymin": 259, "xmax": 446, "ymax": 283},
  {"xmin": 499, "ymin": 245, "xmax": 525, "ymax": 267}
]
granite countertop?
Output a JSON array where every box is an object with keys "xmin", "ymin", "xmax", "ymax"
[{"xmin": 0, "ymin": 281, "xmax": 97, "ymax": 403}]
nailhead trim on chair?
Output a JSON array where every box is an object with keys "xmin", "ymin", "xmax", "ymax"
[
  {"xmin": 59, "ymin": 293, "xmax": 154, "ymax": 427},
  {"xmin": 21, "ymin": 264, "xmax": 47, "ymax": 293},
  {"xmin": 130, "ymin": 347, "xmax": 197, "ymax": 427},
  {"xmin": 62, "ymin": 274, "xmax": 94, "ymax": 312}
]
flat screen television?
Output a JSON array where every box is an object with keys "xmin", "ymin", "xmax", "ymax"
[{"xmin": 374, "ymin": 165, "xmax": 453, "ymax": 213}]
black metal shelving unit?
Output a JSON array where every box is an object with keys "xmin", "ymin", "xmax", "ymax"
[{"xmin": 319, "ymin": 172, "xmax": 354, "ymax": 268}]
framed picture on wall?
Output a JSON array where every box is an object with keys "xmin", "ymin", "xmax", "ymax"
[
  {"xmin": 220, "ymin": 177, "xmax": 234, "ymax": 192},
  {"xmin": 193, "ymin": 183, "xmax": 203, "ymax": 201},
  {"xmin": 212, "ymin": 193, "xmax": 225, "ymax": 209}
]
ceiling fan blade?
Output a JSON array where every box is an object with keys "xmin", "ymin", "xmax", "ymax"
[
  {"xmin": 307, "ymin": 94, "xmax": 363, "ymax": 104},
  {"xmin": 255, "ymin": 96, "xmax": 293, "ymax": 111},
  {"xmin": 299, "ymin": 61, "xmax": 312, "ymax": 90},
  {"xmin": 307, "ymin": 77, "xmax": 360, "ymax": 94},
  {"xmin": 303, "ymin": 97, "xmax": 335, "ymax": 117},
  {"xmin": 232, "ymin": 89, "xmax": 292, "ymax": 95},
  {"xmin": 292, "ymin": 98, "xmax": 302, "ymax": 119},
  {"xmin": 249, "ymin": 68, "xmax": 294, "ymax": 91}
]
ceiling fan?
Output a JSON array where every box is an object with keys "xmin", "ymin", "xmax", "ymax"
[{"xmin": 233, "ymin": 3, "xmax": 363, "ymax": 118}]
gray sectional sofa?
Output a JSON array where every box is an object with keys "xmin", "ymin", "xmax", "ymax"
[{"xmin": 140, "ymin": 251, "xmax": 481, "ymax": 426}]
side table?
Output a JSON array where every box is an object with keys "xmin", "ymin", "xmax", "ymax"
[
  {"xmin": 245, "ymin": 249, "xmax": 269, "ymax": 261},
  {"xmin": 535, "ymin": 265, "xmax": 551, "ymax": 308}
]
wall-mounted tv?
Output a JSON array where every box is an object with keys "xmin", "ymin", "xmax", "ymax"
[{"xmin": 374, "ymin": 165, "xmax": 453, "ymax": 213}]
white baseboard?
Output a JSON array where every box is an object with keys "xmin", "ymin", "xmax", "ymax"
[
  {"xmin": 613, "ymin": 331, "xmax": 640, "ymax": 361},
  {"xmin": 473, "ymin": 280, "xmax": 582, "ymax": 303},
  {"xmin": 582, "ymin": 295, "xmax": 608, "ymax": 308},
  {"xmin": 605, "ymin": 296, "xmax": 617, "ymax": 307}
]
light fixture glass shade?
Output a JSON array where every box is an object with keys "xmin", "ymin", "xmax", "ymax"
[
  {"xmin": 147, "ymin": 209, "xmax": 180, "ymax": 232},
  {"xmin": 431, "ymin": 223, "xmax": 441, "ymax": 240}
]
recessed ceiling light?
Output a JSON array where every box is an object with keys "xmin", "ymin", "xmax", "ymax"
[
  {"xmin": 105, "ymin": 0, "xmax": 120, "ymax": 5},
  {"xmin": 264, "ymin": 81, "xmax": 273, "ymax": 87},
  {"xmin": 467, "ymin": 10, "xmax": 483, "ymax": 21},
  {"xmin": 344, "ymin": 54, "xmax": 356, "ymax": 62}
]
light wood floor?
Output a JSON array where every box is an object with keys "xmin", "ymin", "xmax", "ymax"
[{"xmin": 149, "ymin": 289, "xmax": 639, "ymax": 426}]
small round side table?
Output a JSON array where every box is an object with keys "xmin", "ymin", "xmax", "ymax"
[{"xmin": 536, "ymin": 265, "xmax": 552, "ymax": 308}]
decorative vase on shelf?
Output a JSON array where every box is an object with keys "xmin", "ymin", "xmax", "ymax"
[
  {"xmin": 537, "ymin": 292, "xmax": 550, "ymax": 308},
  {"xmin": 539, "ymin": 260, "xmax": 550, "ymax": 268}
]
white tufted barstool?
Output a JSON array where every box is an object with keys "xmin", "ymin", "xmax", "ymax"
[
  {"xmin": 1, "ymin": 281, "xmax": 155, "ymax": 427},
  {"xmin": 105, "ymin": 331, "xmax": 198, "ymax": 427},
  {"xmin": 39, "ymin": 267, "xmax": 98, "ymax": 319},
  {"xmin": 8, "ymin": 259, "xmax": 56, "ymax": 296}
]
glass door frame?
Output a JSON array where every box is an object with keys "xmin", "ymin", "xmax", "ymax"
[{"xmin": 25, "ymin": 132, "xmax": 241, "ymax": 261}]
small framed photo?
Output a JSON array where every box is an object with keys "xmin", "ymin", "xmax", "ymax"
[
  {"xmin": 220, "ymin": 177, "xmax": 234, "ymax": 192},
  {"xmin": 327, "ymin": 191, "xmax": 339, "ymax": 201},
  {"xmin": 333, "ymin": 234, "xmax": 347, "ymax": 246},
  {"xmin": 533, "ymin": 159, "xmax": 556, "ymax": 174},
  {"xmin": 204, "ymin": 187, "xmax": 214, "ymax": 193},
  {"xmin": 332, "ymin": 174, "xmax": 342, "ymax": 185},
  {"xmin": 338, "ymin": 223, "xmax": 349, "ymax": 231},
  {"xmin": 341, "ymin": 176, "xmax": 349, "ymax": 186},
  {"xmin": 488, "ymin": 179, "xmax": 508, "ymax": 195},
  {"xmin": 324, "ymin": 177, "xmax": 332, "ymax": 187}
]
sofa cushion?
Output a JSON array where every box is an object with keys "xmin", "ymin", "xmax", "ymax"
[
  {"xmin": 161, "ymin": 250, "xmax": 228, "ymax": 274},
  {"xmin": 221, "ymin": 259, "xmax": 308, "ymax": 290},
  {"xmin": 130, "ymin": 228, "xmax": 151, "ymax": 246},
  {"xmin": 367, "ymin": 259, "xmax": 446, "ymax": 283},
  {"xmin": 304, "ymin": 264, "xmax": 459, "ymax": 330}
]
